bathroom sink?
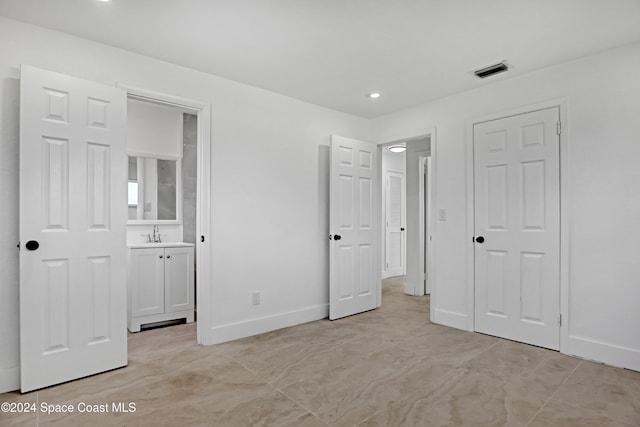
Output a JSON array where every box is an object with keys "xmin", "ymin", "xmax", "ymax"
[{"xmin": 126, "ymin": 242, "xmax": 195, "ymax": 249}]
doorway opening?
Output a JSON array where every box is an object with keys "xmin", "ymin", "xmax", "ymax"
[
  {"xmin": 119, "ymin": 84, "xmax": 211, "ymax": 344},
  {"xmin": 381, "ymin": 142, "xmax": 406, "ymax": 280},
  {"xmin": 377, "ymin": 132, "xmax": 434, "ymax": 312}
]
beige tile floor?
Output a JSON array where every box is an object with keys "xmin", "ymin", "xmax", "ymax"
[{"xmin": 1, "ymin": 276, "xmax": 639, "ymax": 426}]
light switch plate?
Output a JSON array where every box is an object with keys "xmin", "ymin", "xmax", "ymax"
[{"xmin": 252, "ymin": 291, "xmax": 261, "ymax": 306}]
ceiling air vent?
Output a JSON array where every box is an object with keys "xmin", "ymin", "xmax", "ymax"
[{"xmin": 474, "ymin": 62, "xmax": 509, "ymax": 79}]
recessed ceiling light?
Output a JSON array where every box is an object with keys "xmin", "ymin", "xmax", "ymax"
[
  {"xmin": 367, "ymin": 93, "xmax": 381, "ymax": 99},
  {"xmin": 388, "ymin": 145, "xmax": 406, "ymax": 153},
  {"xmin": 96, "ymin": 0, "xmax": 111, "ymax": 2}
]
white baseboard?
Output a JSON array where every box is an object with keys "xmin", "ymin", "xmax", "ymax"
[
  {"xmin": 404, "ymin": 280, "xmax": 416, "ymax": 295},
  {"xmin": 433, "ymin": 308, "xmax": 470, "ymax": 331},
  {"xmin": 566, "ymin": 335, "xmax": 640, "ymax": 372},
  {"xmin": 0, "ymin": 366, "xmax": 20, "ymax": 393},
  {"xmin": 200, "ymin": 304, "xmax": 329, "ymax": 345}
]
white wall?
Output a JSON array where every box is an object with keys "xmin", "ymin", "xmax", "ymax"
[
  {"xmin": 127, "ymin": 99, "xmax": 182, "ymax": 158},
  {"xmin": 0, "ymin": 18, "xmax": 369, "ymax": 392},
  {"xmin": 371, "ymin": 42, "xmax": 640, "ymax": 371}
]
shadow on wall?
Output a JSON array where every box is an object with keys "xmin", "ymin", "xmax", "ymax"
[
  {"xmin": 1, "ymin": 77, "xmax": 21, "ymax": 379},
  {"xmin": 182, "ymin": 113, "xmax": 197, "ymax": 244},
  {"xmin": 318, "ymin": 143, "xmax": 330, "ymax": 303}
]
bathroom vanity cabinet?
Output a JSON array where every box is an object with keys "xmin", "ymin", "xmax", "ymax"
[{"xmin": 127, "ymin": 242, "xmax": 195, "ymax": 332}]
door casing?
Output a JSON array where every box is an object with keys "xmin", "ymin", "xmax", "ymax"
[
  {"xmin": 418, "ymin": 155, "xmax": 432, "ymax": 295},
  {"xmin": 117, "ymin": 83, "xmax": 212, "ymax": 345},
  {"xmin": 465, "ymin": 98, "xmax": 570, "ymax": 353},
  {"xmin": 376, "ymin": 128, "xmax": 437, "ymax": 315}
]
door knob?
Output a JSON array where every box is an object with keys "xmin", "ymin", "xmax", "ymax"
[
  {"xmin": 400, "ymin": 227, "xmax": 405, "ymax": 231},
  {"xmin": 333, "ymin": 234, "xmax": 342, "ymax": 241},
  {"xmin": 475, "ymin": 236, "xmax": 485, "ymax": 244},
  {"xmin": 166, "ymin": 255, "xmax": 171, "ymax": 259},
  {"xmin": 25, "ymin": 240, "xmax": 39, "ymax": 251},
  {"xmin": 159, "ymin": 255, "xmax": 163, "ymax": 259}
]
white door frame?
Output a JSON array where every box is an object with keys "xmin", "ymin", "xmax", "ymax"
[
  {"xmin": 377, "ymin": 128, "xmax": 437, "ymax": 318},
  {"xmin": 418, "ymin": 155, "xmax": 432, "ymax": 295},
  {"xmin": 116, "ymin": 83, "xmax": 212, "ymax": 345},
  {"xmin": 465, "ymin": 98, "xmax": 569, "ymax": 352}
]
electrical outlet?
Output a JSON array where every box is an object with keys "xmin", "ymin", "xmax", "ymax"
[
  {"xmin": 438, "ymin": 209, "xmax": 447, "ymax": 221},
  {"xmin": 251, "ymin": 291, "xmax": 261, "ymax": 306}
]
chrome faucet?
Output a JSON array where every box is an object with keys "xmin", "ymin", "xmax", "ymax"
[{"xmin": 152, "ymin": 225, "xmax": 161, "ymax": 243}]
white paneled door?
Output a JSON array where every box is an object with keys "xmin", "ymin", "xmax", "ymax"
[
  {"xmin": 329, "ymin": 135, "xmax": 380, "ymax": 320},
  {"xmin": 385, "ymin": 170, "xmax": 405, "ymax": 277},
  {"xmin": 19, "ymin": 66, "xmax": 127, "ymax": 392},
  {"xmin": 474, "ymin": 107, "xmax": 560, "ymax": 350}
]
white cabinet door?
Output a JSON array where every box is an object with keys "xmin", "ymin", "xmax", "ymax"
[
  {"xmin": 19, "ymin": 65, "xmax": 127, "ymax": 392},
  {"xmin": 130, "ymin": 248, "xmax": 165, "ymax": 317},
  {"xmin": 474, "ymin": 107, "xmax": 560, "ymax": 350},
  {"xmin": 329, "ymin": 135, "xmax": 380, "ymax": 320},
  {"xmin": 164, "ymin": 247, "xmax": 194, "ymax": 313}
]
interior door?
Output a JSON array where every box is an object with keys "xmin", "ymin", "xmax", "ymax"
[
  {"xmin": 473, "ymin": 107, "xmax": 560, "ymax": 350},
  {"xmin": 385, "ymin": 170, "xmax": 405, "ymax": 277},
  {"xmin": 329, "ymin": 135, "xmax": 380, "ymax": 320},
  {"xmin": 20, "ymin": 65, "xmax": 127, "ymax": 392}
]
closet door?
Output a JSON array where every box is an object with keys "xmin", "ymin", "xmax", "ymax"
[{"xmin": 473, "ymin": 107, "xmax": 560, "ymax": 350}]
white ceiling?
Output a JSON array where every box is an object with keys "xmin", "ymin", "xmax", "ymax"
[{"xmin": 2, "ymin": 0, "xmax": 640, "ymax": 118}]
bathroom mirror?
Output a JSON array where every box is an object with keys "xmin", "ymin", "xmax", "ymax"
[{"xmin": 128, "ymin": 155, "xmax": 181, "ymax": 222}]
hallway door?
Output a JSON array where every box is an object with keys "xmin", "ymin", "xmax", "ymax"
[
  {"xmin": 385, "ymin": 170, "xmax": 405, "ymax": 277},
  {"xmin": 20, "ymin": 66, "xmax": 128, "ymax": 391},
  {"xmin": 473, "ymin": 107, "xmax": 560, "ymax": 350},
  {"xmin": 329, "ymin": 135, "xmax": 380, "ymax": 320}
]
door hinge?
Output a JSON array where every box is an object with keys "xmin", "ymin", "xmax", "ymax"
[
  {"xmin": 558, "ymin": 314, "xmax": 562, "ymax": 326},
  {"xmin": 556, "ymin": 121, "xmax": 562, "ymax": 135}
]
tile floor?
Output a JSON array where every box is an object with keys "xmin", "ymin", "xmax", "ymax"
[{"xmin": 1, "ymin": 276, "xmax": 638, "ymax": 426}]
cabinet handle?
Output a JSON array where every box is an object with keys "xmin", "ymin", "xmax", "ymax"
[
  {"xmin": 159, "ymin": 255, "xmax": 163, "ymax": 259},
  {"xmin": 166, "ymin": 255, "xmax": 171, "ymax": 259}
]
